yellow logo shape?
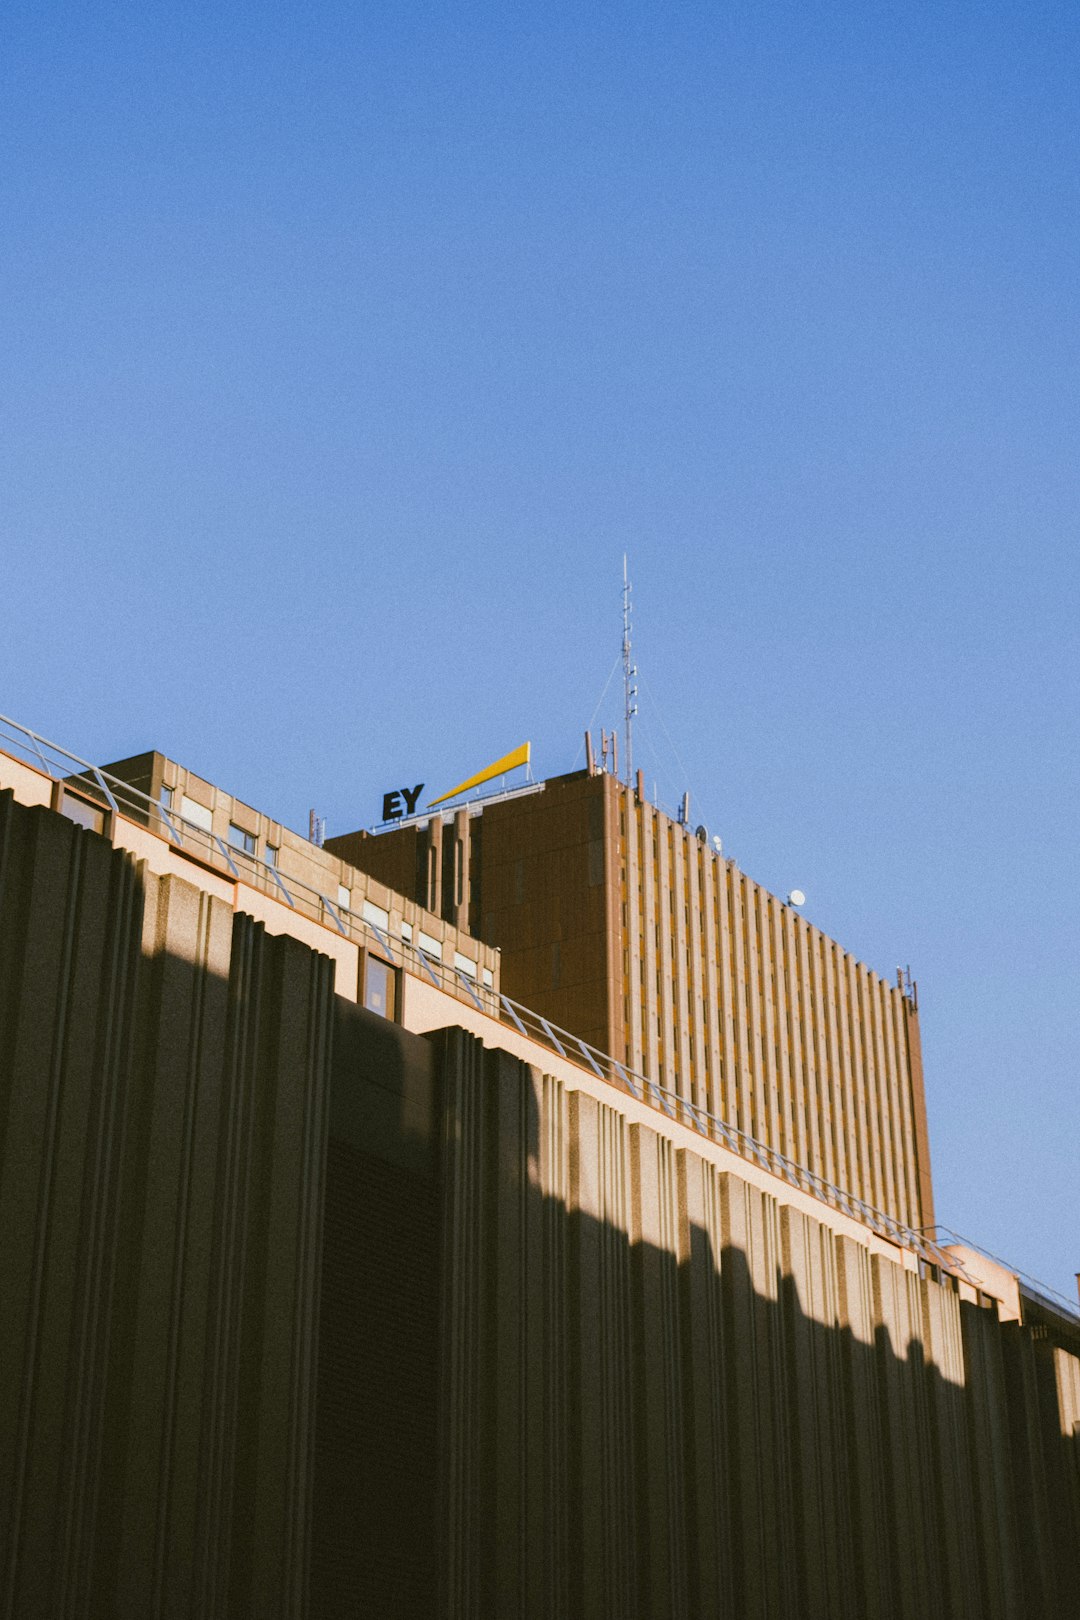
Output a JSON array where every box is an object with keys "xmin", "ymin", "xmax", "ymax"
[{"xmin": 428, "ymin": 742, "xmax": 531, "ymax": 808}]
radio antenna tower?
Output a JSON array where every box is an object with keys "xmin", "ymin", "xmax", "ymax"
[{"xmin": 622, "ymin": 554, "xmax": 638, "ymax": 785}]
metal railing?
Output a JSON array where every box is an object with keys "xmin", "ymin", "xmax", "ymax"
[
  {"xmin": 494, "ymin": 994, "xmax": 974, "ymax": 1279},
  {"xmin": 0, "ymin": 709, "xmax": 988, "ymax": 1284},
  {"xmin": 925, "ymin": 1226, "xmax": 1080, "ymax": 1324},
  {"xmin": 0, "ymin": 712, "xmax": 503, "ymax": 1018}
]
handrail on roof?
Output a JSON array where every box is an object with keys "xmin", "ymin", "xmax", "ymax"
[
  {"xmin": 926, "ymin": 1225, "xmax": 1080, "ymax": 1324},
  {"xmin": 1, "ymin": 708, "xmax": 1047, "ymax": 1295},
  {"xmin": 0, "ymin": 711, "xmax": 501, "ymax": 1018},
  {"xmin": 492, "ymin": 992, "xmax": 974, "ymax": 1283}
]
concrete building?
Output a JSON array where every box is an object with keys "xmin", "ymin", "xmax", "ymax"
[
  {"xmin": 329, "ymin": 759, "xmax": 934, "ymax": 1233},
  {"xmin": 95, "ymin": 746, "xmax": 501, "ymax": 1020},
  {"xmin": 1, "ymin": 713, "xmax": 1078, "ymax": 1619}
]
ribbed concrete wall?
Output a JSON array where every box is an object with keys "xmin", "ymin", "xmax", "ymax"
[
  {"xmin": 349, "ymin": 769, "xmax": 937, "ymax": 1232},
  {"xmin": 434, "ymin": 1027, "xmax": 1080, "ymax": 1620},
  {"xmin": 616, "ymin": 776, "xmax": 934, "ymax": 1232},
  {"xmin": 0, "ymin": 792, "xmax": 333, "ymax": 1620},
  {"xmin": 3, "ymin": 789, "xmax": 1077, "ymax": 1619}
]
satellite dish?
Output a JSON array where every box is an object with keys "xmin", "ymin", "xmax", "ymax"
[
  {"xmin": 787, "ymin": 889, "xmax": 806, "ymax": 907},
  {"xmin": 712, "ymin": 834, "xmax": 723, "ymax": 854},
  {"xmin": 695, "ymin": 824, "xmax": 709, "ymax": 843}
]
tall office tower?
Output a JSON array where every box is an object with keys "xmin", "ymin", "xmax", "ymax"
[{"xmin": 328, "ymin": 760, "xmax": 934, "ymax": 1232}]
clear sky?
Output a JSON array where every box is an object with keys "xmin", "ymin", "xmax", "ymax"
[{"xmin": 2, "ymin": 2, "xmax": 1077, "ymax": 1300}]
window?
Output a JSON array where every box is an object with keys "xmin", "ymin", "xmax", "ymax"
[
  {"xmin": 180, "ymin": 795, "xmax": 213, "ymax": 833},
  {"xmin": 227, "ymin": 823, "xmax": 256, "ymax": 856},
  {"xmin": 337, "ymin": 884, "xmax": 350, "ymax": 910},
  {"xmin": 417, "ymin": 930, "xmax": 442, "ymax": 961},
  {"xmin": 160, "ymin": 784, "xmax": 174, "ymax": 809},
  {"xmin": 364, "ymin": 956, "xmax": 398, "ymax": 1021},
  {"xmin": 441, "ymin": 834, "xmax": 457, "ymax": 922},
  {"xmin": 265, "ymin": 844, "xmax": 279, "ymax": 868},
  {"xmin": 60, "ymin": 790, "xmax": 105, "ymax": 834},
  {"xmin": 363, "ymin": 899, "xmax": 390, "ymax": 931}
]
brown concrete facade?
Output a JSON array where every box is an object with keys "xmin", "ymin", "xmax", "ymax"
[
  {"xmin": 329, "ymin": 772, "xmax": 616, "ymax": 1054},
  {"xmin": 0, "ymin": 787, "xmax": 334, "ymax": 1617},
  {"xmin": 334, "ymin": 766, "xmax": 936, "ymax": 1232},
  {"xmin": 433, "ymin": 1033, "xmax": 1080, "ymax": 1620},
  {"xmin": 1, "ymin": 785, "xmax": 1077, "ymax": 1618},
  {"xmin": 99, "ymin": 748, "xmax": 500, "ymax": 996},
  {"xmin": 100, "ymin": 748, "xmax": 361, "ymax": 908}
]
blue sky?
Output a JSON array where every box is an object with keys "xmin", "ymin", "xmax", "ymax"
[{"xmin": 2, "ymin": 2, "xmax": 1077, "ymax": 1299}]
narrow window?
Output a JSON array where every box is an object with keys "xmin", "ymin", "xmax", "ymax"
[
  {"xmin": 227, "ymin": 823, "xmax": 256, "ymax": 856},
  {"xmin": 364, "ymin": 956, "xmax": 399, "ymax": 1021},
  {"xmin": 60, "ymin": 791, "xmax": 105, "ymax": 834},
  {"xmin": 180, "ymin": 795, "xmax": 212, "ymax": 833},
  {"xmin": 363, "ymin": 899, "xmax": 390, "ymax": 931}
]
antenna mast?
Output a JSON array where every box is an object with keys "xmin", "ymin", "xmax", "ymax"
[{"xmin": 622, "ymin": 554, "xmax": 637, "ymax": 786}]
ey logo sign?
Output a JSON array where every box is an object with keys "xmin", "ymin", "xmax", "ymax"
[{"xmin": 381, "ymin": 742, "xmax": 530, "ymax": 823}]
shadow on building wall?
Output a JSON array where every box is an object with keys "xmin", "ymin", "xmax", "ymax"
[
  {"xmin": 0, "ymin": 791, "xmax": 337, "ymax": 1619},
  {"xmin": 418, "ymin": 1027, "xmax": 1080, "ymax": 1620},
  {"xmin": 1, "ymin": 789, "xmax": 1078, "ymax": 1620}
]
